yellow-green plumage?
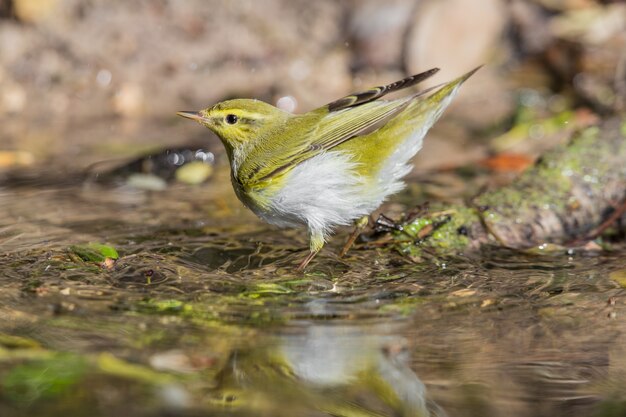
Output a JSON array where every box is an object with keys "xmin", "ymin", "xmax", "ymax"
[{"xmin": 178, "ymin": 67, "xmax": 478, "ymax": 270}]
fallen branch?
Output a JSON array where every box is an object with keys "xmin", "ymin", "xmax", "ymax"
[{"xmin": 389, "ymin": 118, "xmax": 626, "ymax": 257}]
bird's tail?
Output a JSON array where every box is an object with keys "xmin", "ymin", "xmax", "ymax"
[{"xmin": 374, "ymin": 66, "xmax": 480, "ymax": 186}]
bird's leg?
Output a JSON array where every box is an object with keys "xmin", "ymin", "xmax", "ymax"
[
  {"xmin": 339, "ymin": 216, "xmax": 369, "ymax": 258},
  {"xmin": 296, "ymin": 230, "xmax": 325, "ymax": 272},
  {"xmin": 295, "ymin": 251, "xmax": 318, "ymax": 272}
]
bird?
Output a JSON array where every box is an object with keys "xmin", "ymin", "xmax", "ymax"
[{"xmin": 178, "ymin": 67, "xmax": 478, "ymax": 271}]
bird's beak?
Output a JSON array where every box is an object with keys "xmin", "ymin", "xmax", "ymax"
[{"xmin": 176, "ymin": 111, "xmax": 206, "ymax": 123}]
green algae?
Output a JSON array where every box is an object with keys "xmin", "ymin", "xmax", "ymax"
[
  {"xmin": 136, "ymin": 299, "xmax": 192, "ymax": 314},
  {"xmin": 609, "ymin": 269, "xmax": 626, "ymax": 288},
  {"xmin": 96, "ymin": 353, "xmax": 174, "ymax": 384},
  {"xmin": 395, "ymin": 205, "xmax": 476, "ymax": 258},
  {"xmin": 2, "ymin": 354, "xmax": 87, "ymax": 403},
  {"xmin": 378, "ymin": 295, "xmax": 427, "ymax": 316},
  {"xmin": 240, "ymin": 282, "xmax": 295, "ymax": 298},
  {"xmin": 594, "ymin": 399, "xmax": 626, "ymax": 417},
  {"xmin": 0, "ymin": 334, "xmax": 41, "ymax": 350},
  {"xmin": 68, "ymin": 243, "xmax": 119, "ymax": 263}
]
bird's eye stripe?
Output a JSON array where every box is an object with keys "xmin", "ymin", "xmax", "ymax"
[{"xmin": 239, "ymin": 117, "xmax": 259, "ymax": 125}]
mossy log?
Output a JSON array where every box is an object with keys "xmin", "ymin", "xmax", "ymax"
[{"xmin": 392, "ymin": 118, "xmax": 626, "ymax": 257}]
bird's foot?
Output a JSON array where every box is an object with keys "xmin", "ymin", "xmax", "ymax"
[
  {"xmin": 339, "ymin": 216, "xmax": 369, "ymax": 258},
  {"xmin": 295, "ymin": 250, "xmax": 318, "ymax": 272}
]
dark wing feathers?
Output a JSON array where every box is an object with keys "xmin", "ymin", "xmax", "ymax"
[{"xmin": 326, "ymin": 67, "xmax": 439, "ymax": 112}]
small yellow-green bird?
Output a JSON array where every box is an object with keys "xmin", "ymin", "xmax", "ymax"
[{"xmin": 178, "ymin": 67, "xmax": 478, "ymax": 270}]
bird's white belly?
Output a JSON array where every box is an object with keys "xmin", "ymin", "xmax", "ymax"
[{"xmin": 243, "ymin": 151, "xmax": 390, "ymax": 239}]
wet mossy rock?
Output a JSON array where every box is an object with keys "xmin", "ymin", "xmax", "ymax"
[{"xmin": 396, "ymin": 118, "xmax": 626, "ymax": 257}]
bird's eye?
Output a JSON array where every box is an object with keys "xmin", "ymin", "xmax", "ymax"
[{"xmin": 225, "ymin": 114, "xmax": 238, "ymax": 125}]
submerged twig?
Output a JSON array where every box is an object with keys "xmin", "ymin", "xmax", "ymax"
[
  {"xmin": 571, "ymin": 196, "xmax": 626, "ymax": 244},
  {"xmin": 614, "ymin": 50, "xmax": 626, "ymax": 113}
]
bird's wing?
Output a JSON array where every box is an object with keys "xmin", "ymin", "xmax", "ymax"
[
  {"xmin": 247, "ymin": 100, "xmax": 413, "ymax": 184},
  {"xmin": 307, "ymin": 67, "xmax": 441, "ymax": 151},
  {"xmin": 249, "ymin": 69, "xmax": 439, "ymax": 184}
]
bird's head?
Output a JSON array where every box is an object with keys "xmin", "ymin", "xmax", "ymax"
[{"xmin": 178, "ymin": 99, "xmax": 290, "ymax": 153}]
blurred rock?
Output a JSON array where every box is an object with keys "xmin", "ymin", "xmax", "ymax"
[
  {"xmin": 348, "ymin": 0, "xmax": 415, "ymax": 71},
  {"xmin": 406, "ymin": 0, "xmax": 508, "ymax": 79},
  {"xmin": 175, "ymin": 160, "xmax": 213, "ymax": 185},
  {"xmin": 281, "ymin": 50, "xmax": 352, "ymax": 112},
  {"xmin": 113, "ymin": 83, "xmax": 145, "ymax": 117},
  {"xmin": 544, "ymin": 3, "xmax": 626, "ymax": 112},
  {"xmin": 0, "ymin": 150, "xmax": 35, "ymax": 168},
  {"xmin": 412, "ymin": 127, "xmax": 486, "ymax": 174},
  {"xmin": 0, "ymin": 0, "xmax": 347, "ymax": 121},
  {"xmin": 1, "ymin": 82, "xmax": 26, "ymax": 114},
  {"xmin": 534, "ymin": 0, "xmax": 603, "ymax": 12},
  {"xmin": 510, "ymin": 0, "xmax": 554, "ymax": 55},
  {"xmin": 0, "ymin": 0, "xmax": 621, "ymax": 133},
  {"xmin": 126, "ymin": 173, "xmax": 167, "ymax": 191},
  {"xmin": 405, "ymin": 0, "xmax": 515, "ymax": 130},
  {"xmin": 550, "ymin": 3, "xmax": 626, "ymax": 44},
  {"xmin": 0, "ymin": 0, "xmax": 14, "ymax": 18},
  {"xmin": 13, "ymin": 0, "xmax": 59, "ymax": 23}
]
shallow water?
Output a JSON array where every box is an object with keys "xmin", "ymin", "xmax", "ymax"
[{"xmin": 1, "ymin": 122, "xmax": 625, "ymax": 417}]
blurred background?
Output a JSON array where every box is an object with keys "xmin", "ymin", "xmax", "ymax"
[
  {"xmin": 1, "ymin": 2, "xmax": 626, "ymax": 417},
  {"xmin": 0, "ymin": 0, "xmax": 624, "ymax": 174}
]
